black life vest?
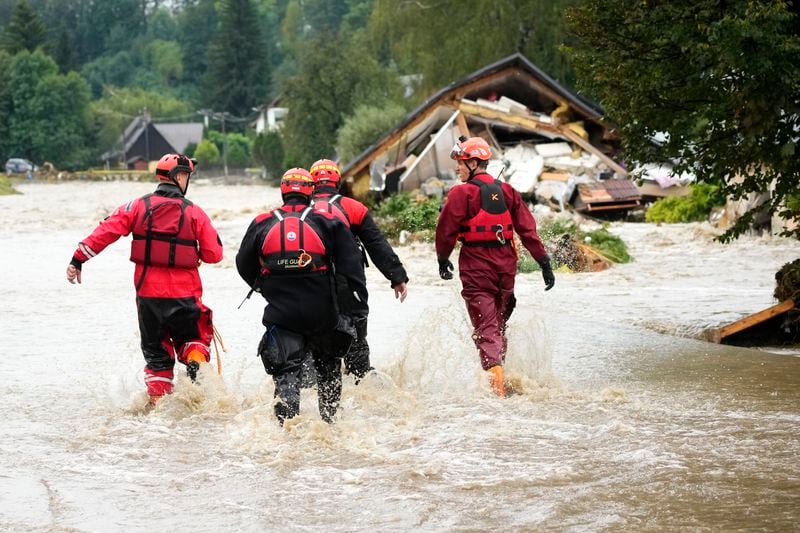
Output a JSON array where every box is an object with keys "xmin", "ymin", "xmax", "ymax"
[
  {"xmin": 259, "ymin": 206, "xmax": 329, "ymax": 274},
  {"xmin": 458, "ymin": 179, "xmax": 514, "ymax": 247},
  {"xmin": 311, "ymin": 193, "xmax": 350, "ymax": 228},
  {"xmin": 130, "ymin": 194, "xmax": 199, "ymax": 268}
]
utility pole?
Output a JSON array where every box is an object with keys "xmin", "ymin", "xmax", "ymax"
[
  {"xmin": 219, "ymin": 112, "xmax": 228, "ymax": 177},
  {"xmin": 143, "ymin": 108, "xmax": 150, "ymax": 162}
]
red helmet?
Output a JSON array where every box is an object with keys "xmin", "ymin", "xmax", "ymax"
[
  {"xmin": 450, "ymin": 137, "xmax": 492, "ymax": 161},
  {"xmin": 155, "ymin": 153, "xmax": 195, "ymax": 181},
  {"xmin": 309, "ymin": 159, "xmax": 341, "ymax": 185},
  {"xmin": 280, "ymin": 168, "xmax": 315, "ymax": 198}
]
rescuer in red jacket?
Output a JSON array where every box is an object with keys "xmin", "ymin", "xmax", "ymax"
[
  {"xmin": 66, "ymin": 153, "xmax": 223, "ymax": 406},
  {"xmin": 309, "ymin": 159, "xmax": 409, "ymax": 380},
  {"xmin": 235, "ymin": 168, "xmax": 368, "ymax": 424},
  {"xmin": 435, "ymin": 137, "xmax": 555, "ymax": 397}
]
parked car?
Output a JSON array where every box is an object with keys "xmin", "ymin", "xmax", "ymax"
[{"xmin": 5, "ymin": 158, "xmax": 37, "ymax": 174}]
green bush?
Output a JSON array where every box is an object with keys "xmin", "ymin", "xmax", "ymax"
[
  {"xmin": 225, "ymin": 133, "xmax": 253, "ymax": 167},
  {"xmin": 0, "ymin": 175, "xmax": 20, "ymax": 195},
  {"xmin": 785, "ymin": 193, "xmax": 800, "ymax": 215},
  {"xmin": 376, "ymin": 191, "xmax": 412, "ymax": 218},
  {"xmin": 397, "ymin": 197, "xmax": 441, "ymax": 232},
  {"xmin": 372, "ymin": 193, "xmax": 440, "ymax": 240},
  {"xmin": 194, "ymin": 139, "xmax": 220, "ymax": 167},
  {"xmin": 516, "ymin": 246, "xmax": 539, "ymax": 273},
  {"xmin": 645, "ymin": 183, "xmax": 726, "ymax": 223}
]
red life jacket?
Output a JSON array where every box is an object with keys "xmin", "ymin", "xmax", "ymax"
[
  {"xmin": 312, "ymin": 194, "xmax": 350, "ymax": 228},
  {"xmin": 130, "ymin": 194, "xmax": 200, "ymax": 268},
  {"xmin": 259, "ymin": 206, "xmax": 329, "ymax": 274},
  {"xmin": 458, "ymin": 179, "xmax": 514, "ymax": 247}
]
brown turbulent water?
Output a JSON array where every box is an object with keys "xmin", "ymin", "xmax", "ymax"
[{"xmin": 0, "ymin": 181, "xmax": 797, "ymax": 531}]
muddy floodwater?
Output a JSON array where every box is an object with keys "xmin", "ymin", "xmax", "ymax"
[{"xmin": 1, "ymin": 181, "xmax": 798, "ymax": 531}]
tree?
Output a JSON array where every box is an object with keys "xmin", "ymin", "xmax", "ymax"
[
  {"xmin": 0, "ymin": 0, "xmax": 46, "ymax": 54},
  {"xmin": 567, "ymin": 0, "xmax": 800, "ymax": 240},
  {"xmin": 204, "ymin": 0, "xmax": 268, "ymax": 117},
  {"xmin": 143, "ymin": 39, "xmax": 184, "ymax": 87},
  {"xmin": 370, "ymin": 0, "xmax": 579, "ymax": 96},
  {"xmin": 253, "ymin": 130, "xmax": 285, "ymax": 177},
  {"xmin": 0, "ymin": 50, "xmax": 12, "ymax": 161},
  {"xmin": 280, "ymin": 31, "xmax": 403, "ymax": 166},
  {"xmin": 29, "ymin": 70, "xmax": 93, "ymax": 168},
  {"xmin": 6, "ymin": 50, "xmax": 57, "ymax": 161},
  {"xmin": 51, "ymin": 27, "xmax": 79, "ymax": 74},
  {"xmin": 6, "ymin": 50, "xmax": 92, "ymax": 168},
  {"xmin": 74, "ymin": 0, "xmax": 147, "ymax": 63},
  {"xmin": 81, "ymin": 51, "xmax": 135, "ymax": 98},
  {"xmin": 176, "ymin": 0, "xmax": 217, "ymax": 88},
  {"xmin": 336, "ymin": 102, "xmax": 407, "ymax": 163}
]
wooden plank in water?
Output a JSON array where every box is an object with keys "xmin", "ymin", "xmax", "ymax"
[{"xmin": 715, "ymin": 299, "xmax": 797, "ymax": 343}]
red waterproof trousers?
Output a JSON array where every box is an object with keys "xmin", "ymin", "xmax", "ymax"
[
  {"xmin": 458, "ymin": 250, "xmax": 517, "ymax": 370},
  {"xmin": 436, "ymin": 173, "xmax": 547, "ymax": 370}
]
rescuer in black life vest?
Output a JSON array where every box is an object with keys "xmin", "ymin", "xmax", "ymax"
[
  {"xmin": 235, "ymin": 168, "xmax": 368, "ymax": 424},
  {"xmin": 309, "ymin": 159, "xmax": 409, "ymax": 381},
  {"xmin": 66, "ymin": 153, "xmax": 223, "ymax": 406}
]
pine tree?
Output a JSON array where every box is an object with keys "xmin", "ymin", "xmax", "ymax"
[
  {"xmin": 204, "ymin": 0, "xmax": 268, "ymax": 118},
  {"xmin": 51, "ymin": 27, "xmax": 78, "ymax": 74},
  {"xmin": 0, "ymin": 0, "xmax": 47, "ymax": 55}
]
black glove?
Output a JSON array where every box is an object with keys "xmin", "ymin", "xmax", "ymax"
[
  {"xmin": 438, "ymin": 257, "xmax": 454, "ymax": 280},
  {"xmin": 353, "ymin": 316, "xmax": 368, "ymax": 342},
  {"xmin": 537, "ymin": 255, "xmax": 555, "ymax": 291}
]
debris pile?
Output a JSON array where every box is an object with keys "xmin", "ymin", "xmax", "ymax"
[{"xmin": 774, "ymin": 259, "xmax": 800, "ymax": 302}]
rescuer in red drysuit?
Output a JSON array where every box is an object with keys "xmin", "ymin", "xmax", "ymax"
[
  {"xmin": 235, "ymin": 168, "xmax": 368, "ymax": 424},
  {"xmin": 66, "ymin": 153, "xmax": 223, "ymax": 406},
  {"xmin": 309, "ymin": 158, "xmax": 408, "ymax": 381},
  {"xmin": 435, "ymin": 136, "xmax": 555, "ymax": 396}
]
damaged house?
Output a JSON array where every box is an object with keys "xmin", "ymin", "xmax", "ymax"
[{"xmin": 341, "ymin": 52, "xmax": 644, "ymax": 215}]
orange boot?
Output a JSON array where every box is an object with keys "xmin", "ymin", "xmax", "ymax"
[
  {"xmin": 185, "ymin": 347, "xmax": 209, "ymax": 382},
  {"xmin": 487, "ymin": 365, "xmax": 506, "ymax": 397}
]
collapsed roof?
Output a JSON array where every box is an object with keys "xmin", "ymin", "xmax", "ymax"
[{"xmin": 341, "ymin": 52, "xmax": 627, "ymax": 206}]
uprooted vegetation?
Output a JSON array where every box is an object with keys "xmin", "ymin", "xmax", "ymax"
[
  {"xmin": 371, "ymin": 192, "xmax": 442, "ymax": 242},
  {"xmin": 517, "ymin": 218, "xmax": 632, "ymax": 273},
  {"xmin": 774, "ymin": 259, "xmax": 800, "ymax": 302}
]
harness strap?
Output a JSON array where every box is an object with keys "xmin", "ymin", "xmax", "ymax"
[{"xmin": 459, "ymin": 223, "xmax": 514, "ymax": 233}]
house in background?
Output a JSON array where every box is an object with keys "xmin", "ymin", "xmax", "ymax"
[
  {"xmin": 102, "ymin": 115, "xmax": 204, "ymax": 169},
  {"xmin": 253, "ymin": 96, "xmax": 288, "ymax": 134}
]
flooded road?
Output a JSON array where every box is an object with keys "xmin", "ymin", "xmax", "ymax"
[{"xmin": 1, "ymin": 181, "xmax": 798, "ymax": 531}]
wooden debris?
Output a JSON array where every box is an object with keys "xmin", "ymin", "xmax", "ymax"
[{"xmin": 711, "ymin": 298, "xmax": 798, "ymax": 345}]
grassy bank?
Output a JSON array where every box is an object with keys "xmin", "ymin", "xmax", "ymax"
[{"xmin": 0, "ymin": 175, "xmax": 20, "ymax": 195}]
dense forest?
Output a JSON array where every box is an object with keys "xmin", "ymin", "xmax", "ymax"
[{"xmin": 0, "ymin": 0, "xmax": 579, "ymax": 171}]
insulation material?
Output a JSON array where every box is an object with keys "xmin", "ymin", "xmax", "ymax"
[
  {"xmin": 502, "ymin": 144, "xmax": 543, "ymax": 194},
  {"xmin": 498, "ymin": 96, "xmax": 530, "ymax": 115},
  {"xmin": 534, "ymin": 142, "xmax": 573, "ymax": 158}
]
